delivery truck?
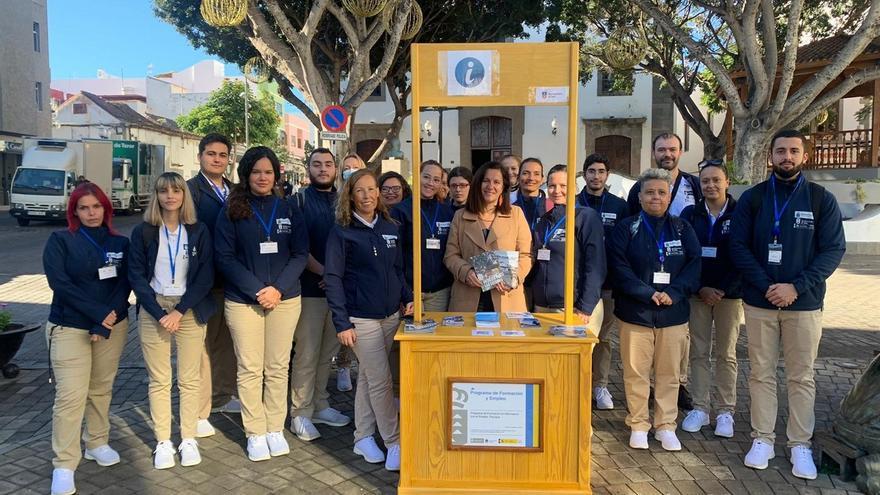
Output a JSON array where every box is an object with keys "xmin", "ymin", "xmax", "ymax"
[{"xmin": 111, "ymin": 140, "xmax": 166, "ymax": 214}]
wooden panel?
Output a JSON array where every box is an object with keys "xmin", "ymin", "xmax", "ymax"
[
  {"xmin": 471, "ymin": 117, "xmax": 490, "ymax": 148},
  {"xmin": 492, "ymin": 117, "xmax": 512, "ymax": 147}
]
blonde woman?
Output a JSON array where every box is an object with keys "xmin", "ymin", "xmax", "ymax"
[{"xmin": 128, "ymin": 172, "xmax": 216, "ymax": 469}]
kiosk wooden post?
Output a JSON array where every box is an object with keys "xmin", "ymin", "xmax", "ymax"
[{"xmin": 398, "ymin": 42, "xmax": 596, "ymax": 494}]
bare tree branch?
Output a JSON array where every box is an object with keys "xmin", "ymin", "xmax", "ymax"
[
  {"xmin": 274, "ymin": 72, "xmax": 322, "ymax": 128},
  {"xmin": 759, "ymin": 0, "xmax": 778, "ymax": 91},
  {"xmin": 767, "ymin": 0, "xmax": 805, "ymax": 124},
  {"xmin": 301, "ymin": 0, "xmax": 329, "ymax": 39}
]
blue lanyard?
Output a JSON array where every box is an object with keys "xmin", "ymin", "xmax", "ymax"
[
  {"xmin": 420, "ymin": 201, "xmax": 441, "ymax": 238},
  {"xmin": 542, "ymin": 215, "xmax": 566, "ymax": 248},
  {"xmin": 518, "ymin": 193, "xmax": 542, "ymax": 230},
  {"xmin": 204, "ymin": 174, "xmax": 228, "ymax": 203},
  {"xmin": 578, "ymin": 191, "xmax": 605, "ymax": 214},
  {"xmin": 639, "ymin": 212, "xmax": 666, "ymax": 266},
  {"xmin": 770, "ymin": 175, "xmax": 804, "ymax": 240},
  {"xmin": 251, "ymin": 198, "xmax": 279, "ymax": 240},
  {"xmin": 79, "ymin": 229, "xmax": 108, "ymax": 264},
  {"xmin": 164, "ymin": 225, "xmax": 182, "ymax": 284}
]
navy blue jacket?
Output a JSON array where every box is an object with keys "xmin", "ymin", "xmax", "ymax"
[
  {"xmin": 609, "ymin": 213, "xmax": 702, "ymax": 327},
  {"xmin": 729, "ymin": 176, "xmax": 845, "ymax": 311},
  {"xmin": 626, "ymin": 171, "xmax": 702, "ymax": 216},
  {"xmin": 43, "ymin": 226, "xmax": 131, "ymax": 337},
  {"xmin": 324, "ymin": 215, "xmax": 413, "ymax": 333},
  {"xmin": 391, "ymin": 197, "xmax": 454, "ymax": 293},
  {"xmin": 214, "ymin": 194, "xmax": 310, "ymax": 304},
  {"xmin": 128, "ymin": 221, "xmax": 217, "ymax": 324},
  {"xmin": 530, "ymin": 204, "xmax": 606, "ymax": 313},
  {"xmin": 296, "ymin": 186, "xmax": 338, "ymax": 298},
  {"xmin": 577, "ymin": 188, "xmax": 630, "ymax": 290},
  {"xmin": 187, "ymin": 174, "xmax": 232, "ymax": 236},
  {"xmin": 680, "ymin": 196, "xmax": 742, "ymax": 299},
  {"xmin": 512, "ymin": 190, "xmax": 548, "ymax": 233}
]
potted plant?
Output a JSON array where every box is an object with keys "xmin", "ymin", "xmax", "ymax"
[{"xmin": 0, "ymin": 303, "xmax": 42, "ymax": 378}]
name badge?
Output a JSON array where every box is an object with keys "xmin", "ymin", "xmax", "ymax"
[
  {"xmin": 98, "ymin": 265, "xmax": 117, "ymax": 280},
  {"xmin": 537, "ymin": 248, "xmax": 551, "ymax": 261},
  {"xmin": 701, "ymin": 247, "xmax": 718, "ymax": 258},
  {"xmin": 601, "ymin": 212, "xmax": 617, "ymax": 226},
  {"xmin": 163, "ymin": 285, "xmax": 185, "ymax": 296},
  {"xmin": 426, "ymin": 238, "xmax": 441, "ymax": 250},
  {"xmin": 260, "ymin": 241, "xmax": 279, "ymax": 254},
  {"xmin": 768, "ymin": 243, "xmax": 783, "ymax": 265},
  {"xmin": 653, "ymin": 271, "xmax": 671, "ymax": 284}
]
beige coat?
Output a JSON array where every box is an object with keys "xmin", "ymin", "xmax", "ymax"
[{"xmin": 444, "ymin": 206, "xmax": 533, "ymax": 312}]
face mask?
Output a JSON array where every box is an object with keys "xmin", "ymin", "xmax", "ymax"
[{"xmin": 342, "ymin": 169, "xmax": 354, "ymax": 180}]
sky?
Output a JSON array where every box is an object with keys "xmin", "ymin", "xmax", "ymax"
[{"xmin": 47, "ymin": 0, "xmax": 240, "ymax": 80}]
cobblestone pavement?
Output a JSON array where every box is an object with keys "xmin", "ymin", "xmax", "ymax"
[{"xmin": 1, "ymin": 223, "xmax": 878, "ymax": 494}]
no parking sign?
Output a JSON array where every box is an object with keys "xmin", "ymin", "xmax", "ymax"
[{"xmin": 321, "ymin": 105, "xmax": 349, "ymax": 132}]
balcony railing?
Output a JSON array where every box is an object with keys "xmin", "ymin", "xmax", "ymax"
[{"xmin": 807, "ymin": 129, "xmax": 874, "ymax": 169}]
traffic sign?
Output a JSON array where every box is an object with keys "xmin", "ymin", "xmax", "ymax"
[
  {"xmin": 320, "ymin": 131, "xmax": 349, "ymax": 141},
  {"xmin": 321, "ymin": 105, "xmax": 349, "ymax": 132}
]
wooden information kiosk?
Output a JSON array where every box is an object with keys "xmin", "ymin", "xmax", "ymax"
[{"xmin": 397, "ymin": 42, "xmax": 597, "ymax": 494}]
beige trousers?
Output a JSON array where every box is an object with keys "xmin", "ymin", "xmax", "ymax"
[
  {"xmin": 591, "ymin": 290, "xmax": 616, "ymax": 388},
  {"xmin": 226, "ymin": 297, "xmax": 301, "ymax": 436},
  {"xmin": 289, "ymin": 297, "xmax": 339, "ymax": 418},
  {"xmin": 534, "ymin": 299, "xmax": 604, "ymax": 336},
  {"xmin": 422, "ymin": 286, "xmax": 451, "ymax": 312},
  {"xmin": 199, "ymin": 289, "xmax": 237, "ymax": 418},
  {"xmin": 744, "ymin": 304, "xmax": 823, "ymax": 447},
  {"xmin": 688, "ymin": 297, "xmax": 743, "ymax": 414},
  {"xmin": 350, "ymin": 315, "xmax": 400, "ymax": 446},
  {"xmin": 619, "ymin": 321, "xmax": 688, "ymax": 432},
  {"xmin": 47, "ymin": 320, "xmax": 129, "ymax": 469},
  {"xmin": 139, "ymin": 295, "xmax": 207, "ymax": 441}
]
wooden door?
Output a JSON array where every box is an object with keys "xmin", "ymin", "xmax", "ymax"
[{"xmin": 595, "ymin": 135, "xmax": 633, "ymax": 176}]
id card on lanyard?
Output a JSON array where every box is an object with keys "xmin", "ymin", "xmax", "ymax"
[
  {"xmin": 252, "ymin": 198, "xmax": 280, "ymax": 254},
  {"xmin": 768, "ymin": 175, "xmax": 804, "ymax": 266},
  {"xmin": 163, "ymin": 225, "xmax": 185, "ymax": 296},
  {"xmin": 640, "ymin": 213, "xmax": 669, "ymax": 285},
  {"xmin": 421, "ymin": 202, "xmax": 442, "ymax": 250},
  {"xmin": 80, "ymin": 230, "xmax": 117, "ymax": 279},
  {"xmin": 538, "ymin": 215, "xmax": 566, "ymax": 261}
]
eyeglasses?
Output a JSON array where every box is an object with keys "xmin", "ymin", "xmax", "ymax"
[
  {"xmin": 381, "ymin": 185, "xmax": 402, "ymax": 194},
  {"xmin": 698, "ymin": 159, "xmax": 724, "ymax": 170},
  {"xmin": 449, "ymin": 183, "xmax": 470, "ymax": 189}
]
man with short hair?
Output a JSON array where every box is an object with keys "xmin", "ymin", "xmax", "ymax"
[
  {"xmin": 288, "ymin": 148, "xmax": 352, "ymax": 442},
  {"xmin": 730, "ymin": 129, "xmax": 845, "ymax": 480},
  {"xmin": 577, "ymin": 153, "xmax": 629, "ymax": 410},
  {"xmin": 186, "ymin": 133, "xmax": 239, "ymax": 437}
]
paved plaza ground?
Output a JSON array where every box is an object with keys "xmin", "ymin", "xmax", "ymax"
[{"xmin": 0, "ymin": 216, "xmax": 878, "ymax": 494}]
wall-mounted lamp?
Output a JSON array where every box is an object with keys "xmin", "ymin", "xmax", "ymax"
[
  {"xmin": 551, "ymin": 117, "xmax": 558, "ymax": 135},
  {"xmin": 423, "ymin": 120, "xmax": 433, "ymax": 136}
]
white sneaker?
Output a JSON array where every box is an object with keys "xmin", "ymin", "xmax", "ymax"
[
  {"xmin": 714, "ymin": 412, "xmax": 735, "ymax": 438},
  {"xmin": 593, "ymin": 387, "xmax": 614, "ymax": 410},
  {"xmin": 790, "ymin": 445, "xmax": 818, "ymax": 480},
  {"xmin": 153, "ymin": 441, "xmax": 176, "ymax": 469},
  {"xmin": 83, "ymin": 444, "xmax": 120, "ymax": 466},
  {"xmin": 353, "ymin": 436, "xmax": 385, "ymax": 463},
  {"xmin": 337, "ymin": 367, "xmax": 353, "ymax": 392},
  {"xmin": 247, "ymin": 435, "xmax": 271, "ymax": 462},
  {"xmin": 682, "ymin": 409, "xmax": 710, "ymax": 433},
  {"xmin": 312, "ymin": 407, "xmax": 351, "ymax": 427},
  {"xmin": 629, "ymin": 430, "xmax": 649, "ymax": 449},
  {"xmin": 196, "ymin": 419, "xmax": 216, "ymax": 438},
  {"xmin": 385, "ymin": 444, "xmax": 401, "ymax": 471},
  {"xmin": 266, "ymin": 431, "xmax": 290, "ymax": 456},
  {"xmin": 654, "ymin": 430, "xmax": 682, "ymax": 451},
  {"xmin": 178, "ymin": 438, "xmax": 201, "ymax": 467},
  {"xmin": 744, "ymin": 439, "xmax": 775, "ymax": 470},
  {"xmin": 51, "ymin": 468, "xmax": 76, "ymax": 495},
  {"xmin": 291, "ymin": 416, "xmax": 321, "ymax": 441},
  {"xmin": 211, "ymin": 397, "xmax": 242, "ymax": 414}
]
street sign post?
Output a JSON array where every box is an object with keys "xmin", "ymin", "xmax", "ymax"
[
  {"xmin": 320, "ymin": 105, "xmax": 349, "ymax": 132},
  {"xmin": 319, "ymin": 131, "xmax": 349, "ymax": 141}
]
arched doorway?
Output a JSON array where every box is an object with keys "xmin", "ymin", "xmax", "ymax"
[
  {"xmin": 470, "ymin": 116, "xmax": 512, "ymax": 168},
  {"xmin": 595, "ymin": 135, "xmax": 634, "ymax": 176}
]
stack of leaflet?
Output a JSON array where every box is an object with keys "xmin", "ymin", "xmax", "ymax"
[
  {"xmin": 506, "ymin": 311, "xmax": 540, "ymax": 329},
  {"xmin": 442, "ymin": 315, "xmax": 465, "ymax": 327},
  {"xmin": 470, "ymin": 250, "xmax": 519, "ymax": 291},
  {"xmin": 474, "ymin": 312, "xmax": 500, "ymax": 328},
  {"xmin": 548, "ymin": 325, "xmax": 588, "ymax": 338},
  {"xmin": 404, "ymin": 318, "xmax": 438, "ymax": 334}
]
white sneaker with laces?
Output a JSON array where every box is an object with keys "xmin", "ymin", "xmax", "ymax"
[
  {"xmin": 337, "ymin": 367, "xmax": 353, "ymax": 392},
  {"xmin": 629, "ymin": 430, "xmax": 649, "ymax": 449},
  {"xmin": 178, "ymin": 438, "xmax": 201, "ymax": 467},
  {"xmin": 312, "ymin": 407, "xmax": 351, "ymax": 427},
  {"xmin": 354, "ymin": 436, "xmax": 385, "ymax": 463},
  {"xmin": 153, "ymin": 441, "xmax": 175, "ymax": 469},
  {"xmin": 682, "ymin": 409, "xmax": 710, "ymax": 433},
  {"xmin": 51, "ymin": 468, "xmax": 76, "ymax": 495},
  {"xmin": 196, "ymin": 419, "xmax": 216, "ymax": 438},
  {"xmin": 714, "ymin": 412, "xmax": 735, "ymax": 438},
  {"xmin": 291, "ymin": 416, "xmax": 322, "ymax": 441},
  {"xmin": 385, "ymin": 444, "xmax": 401, "ymax": 471},
  {"xmin": 266, "ymin": 431, "xmax": 290, "ymax": 456},
  {"xmin": 83, "ymin": 444, "xmax": 120, "ymax": 466},
  {"xmin": 654, "ymin": 429, "xmax": 682, "ymax": 451},
  {"xmin": 744, "ymin": 439, "xmax": 775, "ymax": 469},
  {"xmin": 247, "ymin": 435, "xmax": 271, "ymax": 462},
  {"xmin": 593, "ymin": 387, "xmax": 614, "ymax": 410},
  {"xmin": 790, "ymin": 445, "xmax": 818, "ymax": 480}
]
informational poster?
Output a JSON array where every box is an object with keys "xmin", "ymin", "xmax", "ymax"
[
  {"xmin": 446, "ymin": 50, "xmax": 495, "ymax": 96},
  {"xmin": 449, "ymin": 380, "xmax": 542, "ymax": 450},
  {"xmin": 533, "ymin": 86, "xmax": 569, "ymax": 104}
]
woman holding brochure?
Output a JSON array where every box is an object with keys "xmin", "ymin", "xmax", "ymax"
[{"xmin": 444, "ymin": 161, "xmax": 533, "ymax": 313}]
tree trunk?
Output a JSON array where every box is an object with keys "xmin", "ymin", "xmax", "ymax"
[
  {"xmin": 703, "ymin": 134, "xmax": 726, "ymax": 161},
  {"xmin": 366, "ymin": 110, "xmax": 408, "ymax": 168},
  {"xmin": 732, "ymin": 122, "xmax": 773, "ymax": 184}
]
